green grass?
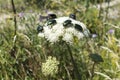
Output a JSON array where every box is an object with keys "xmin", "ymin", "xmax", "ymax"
[{"xmin": 0, "ymin": 0, "xmax": 120, "ymax": 80}]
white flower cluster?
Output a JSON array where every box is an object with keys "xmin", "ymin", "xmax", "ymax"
[
  {"xmin": 38, "ymin": 17, "xmax": 90, "ymax": 44},
  {"xmin": 41, "ymin": 56, "xmax": 59, "ymax": 77}
]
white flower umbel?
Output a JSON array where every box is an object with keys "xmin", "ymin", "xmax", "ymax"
[
  {"xmin": 42, "ymin": 56, "xmax": 59, "ymax": 77},
  {"xmin": 63, "ymin": 32, "xmax": 73, "ymax": 44},
  {"xmin": 38, "ymin": 17, "xmax": 90, "ymax": 44},
  {"xmin": 44, "ymin": 23, "xmax": 64, "ymax": 43},
  {"xmin": 65, "ymin": 27, "xmax": 84, "ymax": 40}
]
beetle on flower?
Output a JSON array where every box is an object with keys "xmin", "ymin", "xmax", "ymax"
[{"xmin": 38, "ymin": 14, "xmax": 90, "ymax": 44}]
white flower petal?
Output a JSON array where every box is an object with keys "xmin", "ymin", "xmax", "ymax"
[
  {"xmin": 38, "ymin": 33, "xmax": 44, "ymax": 37},
  {"xmin": 63, "ymin": 33, "xmax": 73, "ymax": 44}
]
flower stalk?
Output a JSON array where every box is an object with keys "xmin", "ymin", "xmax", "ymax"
[
  {"xmin": 65, "ymin": 43, "xmax": 82, "ymax": 80},
  {"xmin": 11, "ymin": 0, "xmax": 17, "ymax": 36},
  {"xmin": 10, "ymin": 0, "xmax": 17, "ymax": 57}
]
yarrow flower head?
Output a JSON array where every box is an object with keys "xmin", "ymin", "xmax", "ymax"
[
  {"xmin": 42, "ymin": 56, "xmax": 59, "ymax": 77},
  {"xmin": 38, "ymin": 16, "xmax": 90, "ymax": 44}
]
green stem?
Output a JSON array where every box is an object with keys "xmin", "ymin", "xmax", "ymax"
[
  {"xmin": 10, "ymin": 0, "xmax": 17, "ymax": 57},
  {"xmin": 11, "ymin": 0, "xmax": 17, "ymax": 36},
  {"xmin": 65, "ymin": 43, "xmax": 82, "ymax": 80}
]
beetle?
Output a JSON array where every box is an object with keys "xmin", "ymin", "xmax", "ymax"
[
  {"xmin": 47, "ymin": 19, "xmax": 57, "ymax": 26},
  {"xmin": 74, "ymin": 24, "xmax": 83, "ymax": 32},
  {"xmin": 69, "ymin": 14, "xmax": 76, "ymax": 20},
  {"xmin": 63, "ymin": 20, "xmax": 73, "ymax": 27},
  {"xmin": 47, "ymin": 14, "xmax": 57, "ymax": 20}
]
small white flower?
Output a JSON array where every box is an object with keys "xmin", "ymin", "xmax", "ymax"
[
  {"xmin": 55, "ymin": 17, "xmax": 70, "ymax": 23},
  {"xmin": 52, "ymin": 23, "xmax": 64, "ymax": 37},
  {"xmin": 63, "ymin": 32, "xmax": 73, "ymax": 44},
  {"xmin": 76, "ymin": 32, "xmax": 84, "ymax": 40},
  {"xmin": 38, "ymin": 33, "xmax": 44, "ymax": 37},
  {"xmin": 44, "ymin": 27, "xmax": 52, "ymax": 38},
  {"xmin": 43, "ymin": 23, "xmax": 64, "ymax": 43},
  {"xmin": 65, "ymin": 27, "xmax": 76, "ymax": 33},
  {"xmin": 42, "ymin": 56, "xmax": 59, "ymax": 77},
  {"xmin": 48, "ymin": 33, "xmax": 59, "ymax": 43},
  {"xmin": 65, "ymin": 27, "xmax": 84, "ymax": 39}
]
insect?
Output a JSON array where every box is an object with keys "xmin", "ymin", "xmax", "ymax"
[
  {"xmin": 47, "ymin": 19, "xmax": 57, "ymax": 26},
  {"xmin": 63, "ymin": 20, "xmax": 73, "ymax": 27},
  {"xmin": 37, "ymin": 25, "xmax": 43, "ymax": 33},
  {"xmin": 74, "ymin": 24, "xmax": 83, "ymax": 32},
  {"xmin": 69, "ymin": 14, "xmax": 76, "ymax": 20},
  {"xmin": 47, "ymin": 14, "xmax": 57, "ymax": 20}
]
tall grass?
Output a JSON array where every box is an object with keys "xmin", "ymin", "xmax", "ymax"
[{"xmin": 0, "ymin": 0, "xmax": 120, "ymax": 80}]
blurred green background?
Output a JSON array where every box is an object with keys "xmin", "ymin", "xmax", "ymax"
[{"xmin": 0, "ymin": 0, "xmax": 120, "ymax": 80}]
